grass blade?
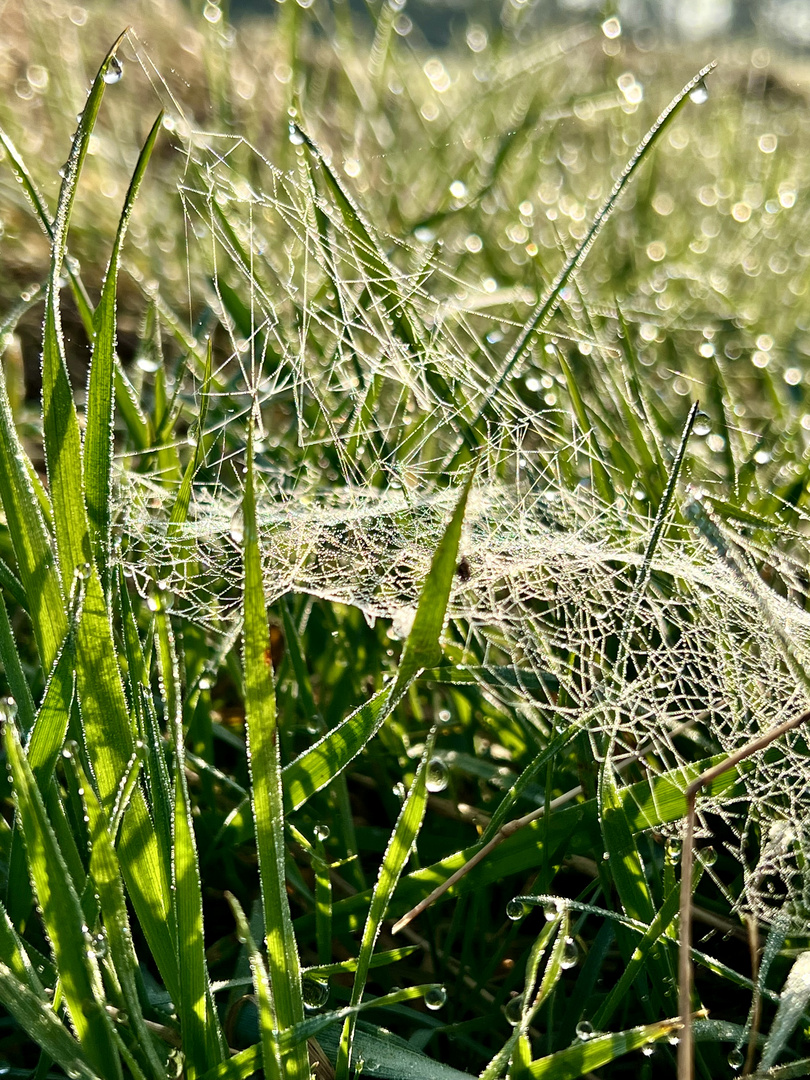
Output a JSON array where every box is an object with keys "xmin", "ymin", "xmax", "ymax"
[
  {"xmin": 242, "ymin": 416, "xmax": 309, "ymax": 1079},
  {"xmin": 518, "ymin": 1018, "xmax": 682, "ymax": 1078},
  {"xmin": 84, "ymin": 110, "xmax": 163, "ymax": 573},
  {"xmin": 42, "ymin": 31, "xmax": 128, "ymax": 587},
  {"xmin": 3, "ymin": 719, "xmax": 123, "ymax": 1078},
  {"xmin": 335, "ymin": 730, "xmax": 437, "ymax": 1079}
]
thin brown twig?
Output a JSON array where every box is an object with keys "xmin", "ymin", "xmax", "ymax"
[{"xmin": 677, "ymin": 709, "xmax": 810, "ymax": 1080}]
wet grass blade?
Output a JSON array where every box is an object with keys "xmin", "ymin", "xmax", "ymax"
[
  {"xmin": 42, "ymin": 31, "xmax": 128, "ymax": 587},
  {"xmin": 0, "ymin": 963, "xmax": 101, "ymax": 1080},
  {"xmin": 84, "ymin": 110, "xmax": 163, "ymax": 573},
  {"xmin": 335, "ymin": 731, "xmax": 437, "ymax": 1080},
  {"xmin": 242, "ymin": 418, "xmax": 309, "ymax": 1079},
  {"xmin": 3, "ymin": 720, "xmax": 123, "ymax": 1078},
  {"xmin": 517, "ymin": 1018, "xmax": 682, "ymax": 1078},
  {"xmin": 173, "ymin": 746, "xmax": 226, "ymax": 1076},
  {"xmin": 0, "ymin": 340, "xmax": 67, "ymax": 672}
]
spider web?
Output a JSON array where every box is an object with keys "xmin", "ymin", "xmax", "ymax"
[{"xmin": 110, "ymin": 55, "xmax": 810, "ymax": 933}]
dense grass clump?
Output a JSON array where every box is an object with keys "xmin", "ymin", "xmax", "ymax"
[{"xmin": 2, "ymin": 3, "xmax": 810, "ymax": 1078}]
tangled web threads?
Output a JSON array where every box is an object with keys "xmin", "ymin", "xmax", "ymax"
[{"xmin": 112, "ymin": 119, "xmax": 810, "ymax": 930}]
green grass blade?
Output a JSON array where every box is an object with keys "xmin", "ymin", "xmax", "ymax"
[
  {"xmin": 0, "ymin": 897, "xmax": 44, "ymax": 992},
  {"xmin": 395, "ymin": 469, "xmax": 476, "ymax": 690},
  {"xmin": 43, "ymin": 32, "xmax": 128, "ymax": 588},
  {"xmin": 335, "ymin": 730, "xmax": 437, "ymax": 1080},
  {"xmin": 84, "ymin": 110, "xmax": 163, "ymax": 572},
  {"xmin": 598, "ymin": 763, "xmax": 655, "ymax": 923},
  {"xmin": 224, "ymin": 891, "xmax": 283, "ymax": 1078},
  {"xmin": 0, "ymin": 345, "xmax": 67, "ymax": 672},
  {"xmin": 593, "ymin": 881, "xmax": 681, "ymax": 1029},
  {"xmin": 173, "ymin": 749, "xmax": 226, "ymax": 1076},
  {"xmin": 3, "ymin": 720, "xmax": 123, "ymax": 1078},
  {"xmin": 0, "ymin": 590, "xmax": 36, "ymax": 735},
  {"xmin": 0, "ymin": 128, "xmax": 95, "ymax": 339},
  {"xmin": 0, "ymin": 963, "xmax": 101, "ymax": 1080},
  {"xmin": 518, "ymin": 1018, "xmax": 681, "ymax": 1078},
  {"xmin": 77, "ymin": 759, "xmax": 167, "ymax": 1080},
  {"xmin": 242, "ymin": 418, "xmax": 309, "ymax": 1079}
]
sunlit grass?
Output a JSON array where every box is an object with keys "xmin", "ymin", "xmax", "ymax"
[{"xmin": 1, "ymin": 4, "xmax": 810, "ymax": 1079}]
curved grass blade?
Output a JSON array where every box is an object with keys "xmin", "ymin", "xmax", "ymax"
[
  {"xmin": 518, "ymin": 1017, "xmax": 682, "ymax": 1078},
  {"xmin": 0, "ymin": 963, "xmax": 101, "ymax": 1080},
  {"xmin": 447, "ymin": 62, "xmax": 717, "ymax": 470},
  {"xmin": 335, "ymin": 730, "xmax": 437, "ymax": 1080},
  {"xmin": 0, "ymin": 343, "xmax": 67, "ymax": 671},
  {"xmin": 3, "ymin": 720, "xmax": 123, "ymax": 1079},
  {"xmin": 224, "ymin": 891, "xmax": 283, "ymax": 1079},
  {"xmin": 84, "ymin": 110, "xmax": 163, "ymax": 573},
  {"xmin": 0, "ymin": 129, "xmax": 95, "ymax": 338},
  {"xmin": 242, "ymin": 417, "xmax": 309, "ymax": 1080},
  {"xmin": 42, "ymin": 30, "xmax": 129, "ymax": 588}
]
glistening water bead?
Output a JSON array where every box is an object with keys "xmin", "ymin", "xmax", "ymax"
[
  {"xmin": 506, "ymin": 898, "xmax": 527, "ymax": 921},
  {"xmin": 302, "ymin": 977, "xmax": 329, "ymax": 1010},
  {"xmin": 560, "ymin": 937, "xmax": 579, "ymax": 969},
  {"xmin": 102, "ymin": 56, "xmax": 123, "ymax": 85},
  {"xmin": 424, "ymin": 985, "xmax": 447, "ymax": 1011},
  {"xmin": 505, "ymin": 994, "xmax": 524, "ymax": 1026},
  {"xmin": 425, "ymin": 756, "xmax": 449, "ymax": 793}
]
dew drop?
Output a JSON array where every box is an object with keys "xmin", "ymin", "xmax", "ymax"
[
  {"xmin": 506, "ymin": 898, "xmax": 527, "ymax": 921},
  {"xmin": 543, "ymin": 900, "xmax": 560, "ymax": 922},
  {"xmin": 302, "ymin": 976, "xmax": 329, "ymax": 1010},
  {"xmin": 699, "ymin": 845, "xmax": 717, "ymax": 867},
  {"xmin": 426, "ymin": 756, "xmax": 449, "ymax": 793},
  {"xmin": 425, "ymin": 985, "xmax": 447, "ymax": 1011},
  {"xmin": 229, "ymin": 507, "xmax": 244, "ymax": 544},
  {"xmin": 693, "ymin": 411, "xmax": 712, "ymax": 437},
  {"xmin": 103, "ymin": 56, "xmax": 124, "ymax": 85},
  {"xmin": 689, "ymin": 79, "xmax": 709, "ymax": 105},
  {"xmin": 575, "ymin": 1020, "xmax": 594, "ymax": 1040},
  {"xmin": 314, "ymin": 824, "xmax": 330, "ymax": 842},
  {"xmin": 665, "ymin": 837, "xmax": 682, "ymax": 864},
  {"xmin": 437, "ymin": 708, "xmax": 452, "ymax": 725},
  {"xmin": 560, "ymin": 937, "xmax": 579, "ymax": 970},
  {"xmin": 505, "ymin": 994, "xmax": 524, "ymax": 1025},
  {"xmin": 728, "ymin": 1048, "xmax": 744, "ymax": 1070},
  {"xmin": 641, "ymin": 1043, "xmax": 656, "ymax": 1057}
]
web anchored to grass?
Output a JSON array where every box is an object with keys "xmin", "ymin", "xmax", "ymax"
[{"xmin": 104, "ymin": 50, "xmax": 810, "ymax": 940}]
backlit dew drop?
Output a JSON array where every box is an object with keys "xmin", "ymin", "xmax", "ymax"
[
  {"xmin": 575, "ymin": 1021, "xmax": 594, "ymax": 1040},
  {"xmin": 314, "ymin": 824, "xmax": 330, "ymax": 842},
  {"xmin": 506, "ymin": 898, "xmax": 527, "ymax": 921},
  {"xmin": 425, "ymin": 985, "xmax": 447, "ymax": 1011},
  {"xmin": 505, "ymin": 994, "xmax": 524, "ymax": 1026},
  {"xmin": 289, "ymin": 122, "xmax": 305, "ymax": 146},
  {"xmin": 102, "ymin": 56, "xmax": 123, "ymax": 85},
  {"xmin": 543, "ymin": 900, "xmax": 561, "ymax": 922},
  {"xmin": 665, "ymin": 836, "xmax": 683, "ymax": 864},
  {"xmin": 689, "ymin": 79, "xmax": 709, "ymax": 105},
  {"xmin": 426, "ymin": 756, "xmax": 449, "ymax": 793},
  {"xmin": 693, "ymin": 411, "xmax": 712, "ymax": 437},
  {"xmin": 302, "ymin": 976, "xmax": 329, "ymax": 1010},
  {"xmin": 229, "ymin": 507, "xmax": 244, "ymax": 544},
  {"xmin": 560, "ymin": 937, "xmax": 579, "ymax": 969},
  {"xmin": 699, "ymin": 845, "xmax": 717, "ymax": 866},
  {"xmin": 728, "ymin": 1048, "xmax": 744, "ymax": 1070},
  {"xmin": 641, "ymin": 1043, "xmax": 656, "ymax": 1057}
]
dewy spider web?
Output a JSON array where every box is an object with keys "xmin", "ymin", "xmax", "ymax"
[{"xmin": 111, "ymin": 82, "xmax": 810, "ymax": 930}]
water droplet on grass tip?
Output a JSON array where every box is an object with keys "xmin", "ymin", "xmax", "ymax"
[
  {"xmin": 103, "ymin": 56, "xmax": 123, "ymax": 85},
  {"xmin": 693, "ymin": 412, "xmax": 712, "ymax": 437},
  {"xmin": 506, "ymin": 899, "xmax": 527, "ymax": 921},
  {"xmin": 425, "ymin": 985, "xmax": 447, "ymax": 1011},
  {"xmin": 689, "ymin": 79, "xmax": 709, "ymax": 105},
  {"xmin": 728, "ymin": 1048, "xmax": 744, "ymax": 1070},
  {"xmin": 314, "ymin": 824, "xmax": 330, "ymax": 842},
  {"xmin": 426, "ymin": 757, "xmax": 449, "ymax": 793},
  {"xmin": 302, "ymin": 977, "xmax": 329, "ymax": 1009}
]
